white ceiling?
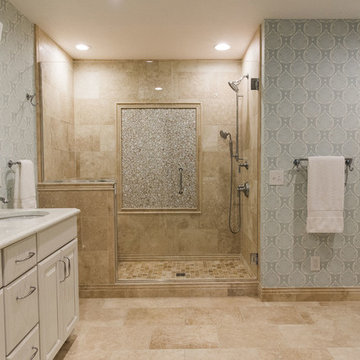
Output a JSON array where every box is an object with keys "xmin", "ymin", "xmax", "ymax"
[{"xmin": 9, "ymin": 0, "xmax": 360, "ymax": 60}]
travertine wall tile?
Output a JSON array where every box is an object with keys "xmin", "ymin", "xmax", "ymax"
[
  {"xmin": 37, "ymin": 28, "xmax": 76, "ymax": 180},
  {"xmin": 73, "ymin": 58, "xmax": 260, "ymax": 263}
]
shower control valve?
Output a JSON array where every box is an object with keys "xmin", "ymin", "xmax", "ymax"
[
  {"xmin": 237, "ymin": 182, "xmax": 250, "ymax": 197},
  {"xmin": 238, "ymin": 161, "xmax": 249, "ymax": 173}
]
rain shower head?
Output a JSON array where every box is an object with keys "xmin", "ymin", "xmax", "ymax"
[{"xmin": 228, "ymin": 74, "xmax": 249, "ymax": 92}]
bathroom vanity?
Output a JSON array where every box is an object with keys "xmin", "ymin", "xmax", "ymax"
[{"xmin": 0, "ymin": 208, "xmax": 80, "ymax": 360}]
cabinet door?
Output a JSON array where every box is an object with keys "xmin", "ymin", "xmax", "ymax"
[
  {"xmin": 38, "ymin": 250, "xmax": 62, "ymax": 360},
  {"xmin": 59, "ymin": 239, "xmax": 79, "ymax": 340},
  {"xmin": 0, "ymin": 290, "xmax": 5, "ymax": 360}
]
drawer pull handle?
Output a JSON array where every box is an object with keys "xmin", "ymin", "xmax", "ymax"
[
  {"xmin": 60, "ymin": 260, "xmax": 67, "ymax": 282},
  {"xmin": 30, "ymin": 346, "xmax": 39, "ymax": 359},
  {"xmin": 16, "ymin": 286, "xmax": 36, "ymax": 300},
  {"xmin": 64, "ymin": 256, "xmax": 71, "ymax": 278},
  {"xmin": 15, "ymin": 251, "xmax": 35, "ymax": 263}
]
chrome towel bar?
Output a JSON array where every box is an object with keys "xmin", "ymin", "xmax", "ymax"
[
  {"xmin": 293, "ymin": 157, "xmax": 354, "ymax": 172},
  {"xmin": 293, "ymin": 157, "xmax": 354, "ymax": 186}
]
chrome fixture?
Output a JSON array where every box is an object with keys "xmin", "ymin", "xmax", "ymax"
[
  {"xmin": 293, "ymin": 157, "xmax": 354, "ymax": 171},
  {"xmin": 26, "ymin": 93, "xmax": 37, "ymax": 106},
  {"xmin": 178, "ymin": 167, "xmax": 184, "ymax": 195},
  {"xmin": 228, "ymin": 74, "xmax": 249, "ymax": 93},
  {"xmin": 238, "ymin": 162, "xmax": 249, "ymax": 172},
  {"xmin": 238, "ymin": 182, "xmax": 250, "ymax": 197},
  {"xmin": 0, "ymin": 197, "xmax": 8, "ymax": 204},
  {"xmin": 228, "ymin": 74, "xmax": 249, "ymax": 161},
  {"xmin": 8, "ymin": 160, "xmax": 21, "ymax": 168},
  {"xmin": 220, "ymin": 130, "xmax": 233, "ymax": 158},
  {"xmin": 220, "ymin": 74, "xmax": 250, "ymax": 233},
  {"xmin": 293, "ymin": 157, "xmax": 354, "ymax": 186}
]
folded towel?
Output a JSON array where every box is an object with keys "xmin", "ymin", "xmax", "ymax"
[
  {"xmin": 13, "ymin": 160, "xmax": 37, "ymax": 209},
  {"xmin": 306, "ymin": 156, "xmax": 344, "ymax": 233}
]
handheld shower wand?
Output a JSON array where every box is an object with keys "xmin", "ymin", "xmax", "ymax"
[{"xmin": 219, "ymin": 130, "xmax": 233, "ymax": 158}]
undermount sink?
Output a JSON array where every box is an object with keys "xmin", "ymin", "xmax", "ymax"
[{"xmin": 0, "ymin": 210, "xmax": 50, "ymax": 220}]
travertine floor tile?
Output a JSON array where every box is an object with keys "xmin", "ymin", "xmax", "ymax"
[
  {"xmin": 240, "ymin": 305, "xmax": 312, "ymax": 325},
  {"xmin": 184, "ymin": 348, "xmax": 333, "ymax": 360},
  {"xmin": 125, "ymin": 307, "xmax": 186, "ymax": 326},
  {"xmin": 109, "ymin": 349, "xmax": 185, "ymax": 360},
  {"xmin": 149, "ymin": 325, "xmax": 219, "ymax": 349},
  {"xmin": 56, "ymin": 298, "xmax": 360, "ymax": 359},
  {"xmin": 185, "ymin": 307, "xmax": 242, "ymax": 326},
  {"xmin": 217, "ymin": 324, "xmax": 286, "ymax": 348},
  {"xmin": 81, "ymin": 325, "xmax": 154, "ymax": 351},
  {"xmin": 328, "ymin": 347, "xmax": 360, "ymax": 360}
]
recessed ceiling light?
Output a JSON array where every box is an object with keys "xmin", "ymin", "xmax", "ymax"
[
  {"xmin": 76, "ymin": 43, "xmax": 90, "ymax": 51},
  {"xmin": 146, "ymin": 60, "xmax": 153, "ymax": 63},
  {"xmin": 155, "ymin": 87, "xmax": 163, "ymax": 91},
  {"xmin": 214, "ymin": 42, "xmax": 231, "ymax": 51}
]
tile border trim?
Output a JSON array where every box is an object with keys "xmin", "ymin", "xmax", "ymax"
[{"xmin": 260, "ymin": 287, "xmax": 360, "ymax": 302}]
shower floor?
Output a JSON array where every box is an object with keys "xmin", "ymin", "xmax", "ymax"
[{"xmin": 117, "ymin": 258, "xmax": 255, "ymax": 281}]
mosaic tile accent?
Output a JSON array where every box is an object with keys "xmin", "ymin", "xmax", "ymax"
[
  {"xmin": 0, "ymin": 0, "xmax": 36, "ymax": 202},
  {"xmin": 121, "ymin": 107, "xmax": 198, "ymax": 210},
  {"xmin": 261, "ymin": 20, "xmax": 360, "ymax": 288},
  {"xmin": 117, "ymin": 259, "xmax": 254, "ymax": 281}
]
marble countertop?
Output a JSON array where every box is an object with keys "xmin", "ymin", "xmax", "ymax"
[{"xmin": 0, "ymin": 208, "xmax": 80, "ymax": 250}]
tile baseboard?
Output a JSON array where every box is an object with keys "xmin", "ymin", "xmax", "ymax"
[
  {"xmin": 260, "ymin": 287, "xmax": 360, "ymax": 302},
  {"xmin": 80, "ymin": 280, "xmax": 259, "ymax": 298}
]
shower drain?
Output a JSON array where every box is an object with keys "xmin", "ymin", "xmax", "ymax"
[{"xmin": 176, "ymin": 272, "xmax": 186, "ymax": 277}]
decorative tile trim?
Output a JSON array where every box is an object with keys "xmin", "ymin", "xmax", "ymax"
[{"xmin": 116, "ymin": 103, "xmax": 201, "ymax": 213}]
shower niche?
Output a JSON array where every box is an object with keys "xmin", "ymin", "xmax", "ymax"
[{"xmin": 117, "ymin": 103, "xmax": 200, "ymax": 212}]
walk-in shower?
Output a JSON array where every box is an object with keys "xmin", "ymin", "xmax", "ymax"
[{"xmin": 220, "ymin": 74, "xmax": 249, "ymax": 233}]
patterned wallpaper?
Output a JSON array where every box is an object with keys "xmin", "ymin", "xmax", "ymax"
[
  {"xmin": 0, "ymin": 0, "xmax": 36, "ymax": 204},
  {"xmin": 261, "ymin": 19, "xmax": 360, "ymax": 288}
]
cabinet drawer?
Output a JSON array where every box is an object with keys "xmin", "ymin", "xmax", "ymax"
[
  {"xmin": 7, "ymin": 325, "xmax": 39, "ymax": 360},
  {"xmin": 4, "ymin": 267, "xmax": 39, "ymax": 355},
  {"xmin": 37, "ymin": 217, "xmax": 77, "ymax": 262},
  {"xmin": 3, "ymin": 236, "xmax": 37, "ymax": 286}
]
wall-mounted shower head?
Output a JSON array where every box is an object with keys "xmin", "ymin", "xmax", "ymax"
[{"xmin": 228, "ymin": 74, "xmax": 249, "ymax": 92}]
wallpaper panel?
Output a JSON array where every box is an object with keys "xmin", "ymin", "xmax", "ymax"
[
  {"xmin": 261, "ymin": 20, "xmax": 360, "ymax": 287},
  {"xmin": 0, "ymin": 0, "xmax": 36, "ymax": 203}
]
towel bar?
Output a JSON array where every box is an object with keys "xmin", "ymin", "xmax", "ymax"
[
  {"xmin": 8, "ymin": 160, "xmax": 21, "ymax": 168},
  {"xmin": 293, "ymin": 158, "xmax": 354, "ymax": 172}
]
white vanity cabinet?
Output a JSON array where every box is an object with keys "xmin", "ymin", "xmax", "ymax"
[
  {"xmin": 38, "ymin": 239, "xmax": 78, "ymax": 360},
  {"xmin": 0, "ymin": 289, "xmax": 5, "ymax": 360},
  {"xmin": 0, "ymin": 211, "xmax": 79, "ymax": 360}
]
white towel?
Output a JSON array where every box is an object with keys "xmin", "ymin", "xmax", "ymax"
[
  {"xmin": 13, "ymin": 160, "xmax": 37, "ymax": 209},
  {"xmin": 306, "ymin": 156, "xmax": 344, "ymax": 233}
]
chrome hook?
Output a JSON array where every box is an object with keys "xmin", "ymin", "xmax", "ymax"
[{"xmin": 26, "ymin": 93, "xmax": 37, "ymax": 106}]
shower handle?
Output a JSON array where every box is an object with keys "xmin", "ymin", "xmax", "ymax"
[
  {"xmin": 238, "ymin": 182, "xmax": 250, "ymax": 197},
  {"xmin": 179, "ymin": 168, "xmax": 184, "ymax": 194}
]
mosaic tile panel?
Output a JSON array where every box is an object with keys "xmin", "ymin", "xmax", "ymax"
[
  {"xmin": 0, "ymin": 0, "xmax": 36, "ymax": 202},
  {"xmin": 121, "ymin": 107, "xmax": 198, "ymax": 210},
  {"xmin": 117, "ymin": 259, "xmax": 254, "ymax": 281},
  {"xmin": 261, "ymin": 20, "xmax": 360, "ymax": 288}
]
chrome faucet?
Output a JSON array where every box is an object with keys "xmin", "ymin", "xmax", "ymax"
[
  {"xmin": 0, "ymin": 197, "xmax": 8, "ymax": 204},
  {"xmin": 237, "ymin": 182, "xmax": 250, "ymax": 197}
]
